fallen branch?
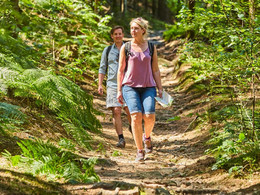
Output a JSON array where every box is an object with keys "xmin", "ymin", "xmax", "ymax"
[{"xmin": 184, "ymin": 116, "xmax": 199, "ymax": 132}]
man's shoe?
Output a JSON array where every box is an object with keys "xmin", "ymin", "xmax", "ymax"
[
  {"xmin": 135, "ymin": 149, "xmax": 145, "ymax": 162},
  {"xmin": 143, "ymin": 134, "xmax": 153, "ymax": 153},
  {"xmin": 116, "ymin": 138, "xmax": 126, "ymax": 148}
]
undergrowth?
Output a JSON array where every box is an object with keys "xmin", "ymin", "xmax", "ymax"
[
  {"xmin": 2, "ymin": 138, "xmax": 100, "ymax": 183},
  {"xmin": 0, "ymin": 32, "xmax": 102, "ymax": 149},
  {"xmin": 176, "ymin": 40, "xmax": 260, "ymax": 174},
  {"xmin": 165, "ymin": 0, "xmax": 260, "ymax": 174}
]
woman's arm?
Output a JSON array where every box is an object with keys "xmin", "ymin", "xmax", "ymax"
[
  {"xmin": 151, "ymin": 45, "xmax": 163, "ymax": 98},
  {"xmin": 117, "ymin": 44, "xmax": 126, "ymax": 104}
]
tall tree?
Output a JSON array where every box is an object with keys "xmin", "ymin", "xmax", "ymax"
[
  {"xmin": 120, "ymin": 0, "xmax": 123, "ymax": 12},
  {"xmin": 187, "ymin": 0, "xmax": 196, "ymax": 39},
  {"xmin": 157, "ymin": 0, "xmax": 172, "ymax": 22},
  {"xmin": 144, "ymin": 0, "xmax": 148, "ymax": 13},
  {"xmin": 123, "ymin": 0, "xmax": 127, "ymax": 14},
  {"xmin": 13, "ymin": 0, "xmax": 22, "ymax": 13},
  {"xmin": 112, "ymin": 0, "xmax": 118, "ymax": 13},
  {"xmin": 249, "ymin": 0, "xmax": 255, "ymax": 29},
  {"xmin": 152, "ymin": 0, "xmax": 156, "ymax": 16},
  {"xmin": 177, "ymin": 0, "xmax": 182, "ymax": 15},
  {"xmin": 133, "ymin": 0, "xmax": 139, "ymax": 13}
]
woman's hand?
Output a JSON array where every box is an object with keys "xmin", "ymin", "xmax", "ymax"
[
  {"xmin": 158, "ymin": 89, "xmax": 163, "ymax": 98},
  {"xmin": 117, "ymin": 90, "xmax": 124, "ymax": 104}
]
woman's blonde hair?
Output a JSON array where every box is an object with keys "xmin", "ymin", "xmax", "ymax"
[{"xmin": 130, "ymin": 17, "xmax": 149, "ymax": 37}]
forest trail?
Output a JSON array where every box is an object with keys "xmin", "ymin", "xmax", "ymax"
[{"xmin": 67, "ymin": 32, "xmax": 260, "ymax": 194}]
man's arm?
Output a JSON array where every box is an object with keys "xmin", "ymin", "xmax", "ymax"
[
  {"xmin": 98, "ymin": 73, "xmax": 105, "ymax": 95},
  {"xmin": 98, "ymin": 47, "xmax": 108, "ymax": 95}
]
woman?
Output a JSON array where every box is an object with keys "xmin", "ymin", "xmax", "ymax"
[{"xmin": 117, "ymin": 17, "xmax": 162, "ymax": 162}]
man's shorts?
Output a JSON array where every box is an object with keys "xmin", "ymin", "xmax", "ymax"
[
  {"xmin": 122, "ymin": 85, "xmax": 156, "ymax": 114},
  {"xmin": 106, "ymin": 87, "xmax": 126, "ymax": 108}
]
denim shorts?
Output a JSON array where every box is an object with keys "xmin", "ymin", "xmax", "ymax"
[{"xmin": 122, "ymin": 85, "xmax": 156, "ymax": 114}]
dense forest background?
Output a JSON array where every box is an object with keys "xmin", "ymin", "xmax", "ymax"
[{"xmin": 0, "ymin": 0, "xmax": 259, "ymax": 188}]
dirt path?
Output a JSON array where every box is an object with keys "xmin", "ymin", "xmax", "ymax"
[{"xmin": 69, "ymin": 32, "xmax": 260, "ymax": 195}]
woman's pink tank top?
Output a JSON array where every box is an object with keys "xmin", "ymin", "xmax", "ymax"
[{"xmin": 122, "ymin": 47, "xmax": 156, "ymax": 87}]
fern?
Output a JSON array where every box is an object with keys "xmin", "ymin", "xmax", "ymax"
[
  {"xmin": 0, "ymin": 34, "xmax": 37, "ymax": 70},
  {"xmin": 5, "ymin": 139, "xmax": 100, "ymax": 183},
  {"xmin": 0, "ymin": 102, "xmax": 26, "ymax": 124},
  {"xmin": 0, "ymin": 32, "xmax": 101, "ymax": 148},
  {"xmin": 1, "ymin": 65, "xmax": 102, "ymax": 148},
  {"xmin": 0, "ymin": 101, "xmax": 26, "ymax": 134}
]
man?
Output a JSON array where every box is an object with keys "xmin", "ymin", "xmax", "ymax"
[{"xmin": 98, "ymin": 26, "xmax": 131, "ymax": 148}]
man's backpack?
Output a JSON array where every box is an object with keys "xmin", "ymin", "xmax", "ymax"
[
  {"xmin": 124, "ymin": 41, "xmax": 154, "ymax": 71},
  {"xmin": 105, "ymin": 45, "xmax": 112, "ymax": 73}
]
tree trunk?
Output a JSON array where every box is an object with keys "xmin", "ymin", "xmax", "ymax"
[
  {"xmin": 249, "ymin": 0, "xmax": 255, "ymax": 29},
  {"xmin": 188, "ymin": 0, "xmax": 195, "ymax": 14},
  {"xmin": 112, "ymin": 0, "xmax": 119, "ymax": 13},
  {"xmin": 120, "ymin": 0, "xmax": 123, "ymax": 13},
  {"xmin": 157, "ymin": 0, "xmax": 172, "ymax": 23},
  {"xmin": 177, "ymin": 0, "xmax": 181, "ymax": 15},
  {"xmin": 94, "ymin": 0, "xmax": 97, "ymax": 13},
  {"xmin": 133, "ymin": 0, "xmax": 140, "ymax": 13},
  {"xmin": 187, "ymin": 0, "xmax": 196, "ymax": 39},
  {"xmin": 11, "ymin": 0, "xmax": 22, "ymax": 38},
  {"xmin": 152, "ymin": 0, "xmax": 156, "ymax": 16},
  {"xmin": 123, "ymin": 0, "xmax": 127, "ymax": 15},
  {"xmin": 13, "ymin": 0, "xmax": 22, "ymax": 13},
  {"xmin": 145, "ymin": 0, "xmax": 148, "ymax": 13}
]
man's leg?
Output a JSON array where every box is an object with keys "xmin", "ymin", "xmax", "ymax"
[
  {"xmin": 123, "ymin": 106, "xmax": 131, "ymax": 124},
  {"xmin": 123, "ymin": 106, "xmax": 132, "ymax": 133},
  {"xmin": 111, "ymin": 106, "xmax": 125, "ymax": 148}
]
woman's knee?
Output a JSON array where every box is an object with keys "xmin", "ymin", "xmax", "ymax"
[
  {"xmin": 131, "ymin": 113, "xmax": 142, "ymax": 124},
  {"xmin": 143, "ymin": 114, "xmax": 155, "ymax": 123}
]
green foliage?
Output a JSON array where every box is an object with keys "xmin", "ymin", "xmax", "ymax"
[
  {"xmin": 0, "ymin": 31, "xmax": 101, "ymax": 148},
  {"xmin": 0, "ymin": 102, "xmax": 25, "ymax": 124},
  {"xmin": 0, "ymin": 0, "xmax": 106, "ymax": 185},
  {"xmin": 1, "ymin": 0, "xmax": 111, "ymax": 80},
  {"xmin": 205, "ymin": 105, "xmax": 260, "ymax": 173},
  {"xmin": 2, "ymin": 150, "xmax": 22, "ymax": 167},
  {"xmin": 0, "ymin": 102, "xmax": 26, "ymax": 134},
  {"xmin": 163, "ymin": 24, "xmax": 186, "ymax": 41},
  {"xmin": 19, "ymin": 0, "xmax": 110, "ymax": 77},
  {"xmin": 112, "ymin": 150, "xmax": 122, "ymax": 157},
  {"xmin": 167, "ymin": 116, "xmax": 181, "ymax": 122},
  {"xmin": 0, "ymin": 0, "xmax": 30, "ymax": 37},
  {"xmin": 166, "ymin": 0, "xmax": 260, "ymax": 41},
  {"xmin": 0, "ymin": 33, "xmax": 37, "ymax": 71},
  {"xmin": 95, "ymin": 143, "xmax": 106, "ymax": 154},
  {"xmin": 166, "ymin": 0, "xmax": 260, "ymax": 173},
  {"xmin": 2, "ymin": 139, "xmax": 100, "ymax": 183},
  {"xmin": 58, "ymin": 138, "xmax": 76, "ymax": 152}
]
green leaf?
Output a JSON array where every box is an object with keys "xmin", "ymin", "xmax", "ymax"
[
  {"xmin": 167, "ymin": 116, "xmax": 181, "ymax": 122},
  {"xmin": 238, "ymin": 133, "xmax": 245, "ymax": 142},
  {"xmin": 11, "ymin": 155, "xmax": 21, "ymax": 166}
]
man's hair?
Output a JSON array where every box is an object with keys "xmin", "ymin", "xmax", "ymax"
[{"xmin": 110, "ymin": 26, "xmax": 124, "ymax": 35}]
